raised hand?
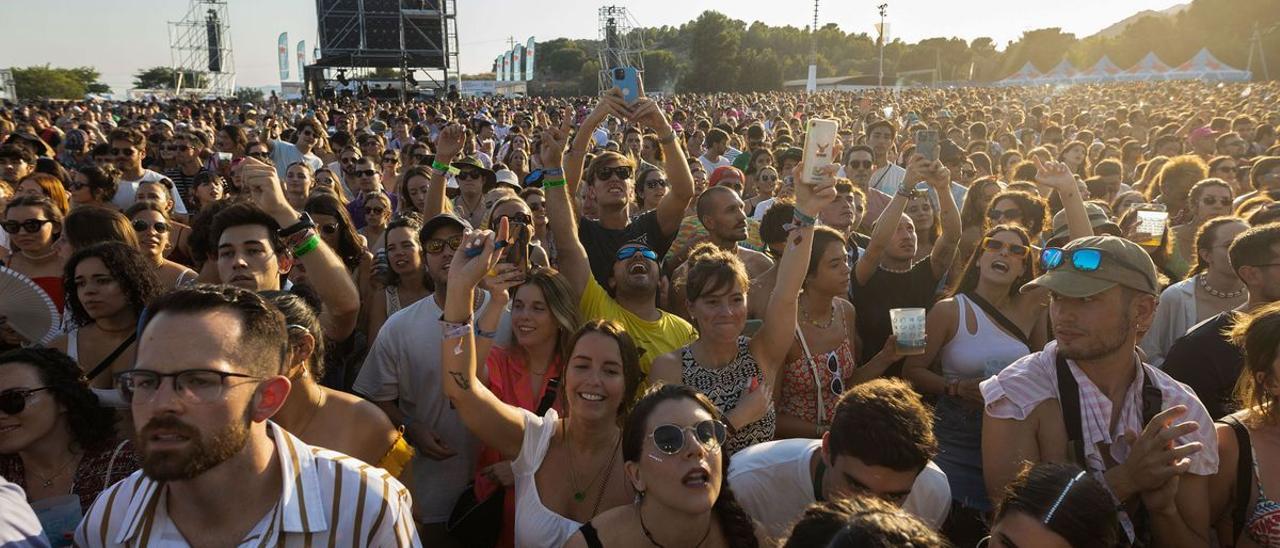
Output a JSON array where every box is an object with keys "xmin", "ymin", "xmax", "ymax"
[
  {"xmin": 924, "ymin": 160, "xmax": 952, "ymax": 191},
  {"xmin": 539, "ymin": 110, "xmax": 573, "ymax": 169},
  {"xmin": 435, "ymin": 123, "xmax": 466, "ymax": 163},
  {"xmin": 449, "ymin": 217, "xmax": 511, "ymax": 291},
  {"xmin": 1034, "ymin": 157, "xmax": 1078, "ymax": 194},
  {"xmin": 239, "ymin": 157, "xmax": 297, "ymax": 224},
  {"xmin": 630, "ymin": 97, "xmax": 673, "ymax": 135}
]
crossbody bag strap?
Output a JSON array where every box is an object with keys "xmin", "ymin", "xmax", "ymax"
[
  {"xmin": 1055, "ymin": 352, "xmax": 1088, "ymax": 469},
  {"xmin": 86, "ymin": 332, "xmax": 138, "ymax": 381},
  {"xmin": 963, "ymin": 292, "xmax": 1032, "ymax": 349},
  {"xmin": 1221, "ymin": 414, "xmax": 1253, "ymax": 544},
  {"xmin": 535, "ymin": 376, "xmax": 560, "ymax": 416},
  {"xmin": 795, "ymin": 324, "xmax": 826, "ymax": 425}
]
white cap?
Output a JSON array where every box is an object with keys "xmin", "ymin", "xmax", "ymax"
[{"xmin": 494, "ymin": 169, "xmax": 520, "ymax": 190}]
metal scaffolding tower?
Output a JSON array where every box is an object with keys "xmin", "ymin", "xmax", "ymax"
[
  {"xmin": 167, "ymin": 0, "xmax": 236, "ymax": 97},
  {"xmin": 597, "ymin": 6, "xmax": 645, "ymax": 93}
]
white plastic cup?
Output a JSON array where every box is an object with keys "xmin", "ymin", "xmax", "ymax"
[
  {"xmin": 1135, "ymin": 209, "xmax": 1168, "ymax": 247},
  {"xmin": 889, "ymin": 308, "xmax": 928, "ymax": 356}
]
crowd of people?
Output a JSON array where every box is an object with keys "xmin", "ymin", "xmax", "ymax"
[{"xmin": 0, "ymin": 79, "xmax": 1279, "ymax": 547}]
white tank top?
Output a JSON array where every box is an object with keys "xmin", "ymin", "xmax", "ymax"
[{"xmin": 939, "ymin": 294, "xmax": 1030, "ymax": 380}]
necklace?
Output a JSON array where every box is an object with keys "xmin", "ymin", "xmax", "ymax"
[
  {"xmin": 878, "ymin": 262, "xmax": 911, "ymax": 274},
  {"xmin": 19, "ymin": 247, "xmax": 59, "ymax": 262},
  {"xmin": 565, "ymin": 421, "xmax": 621, "ymax": 510},
  {"xmin": 1199, "ymin": 273, "xmax": 1245, "ymax": 299},
  {"xmin": 30, "ymin": 452, "xmax": 81, "ymax": 488},
  {"xmin": 800, "ymin": 297, "xmax": 836, "ymax": 329},
  {"xmin": 638, "ymin": 501, "xmax": 712, "ymax": 548}
]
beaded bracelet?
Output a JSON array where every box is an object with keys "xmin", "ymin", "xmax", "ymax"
[
  {"xmin": 543, "ymin": 177, "xmax": 567, "ymax": 189},
  {"xmin": 292, "ymin": 234, "xmax": 321, "ymax": 258},
  {"xmin": 431, "ymin": 160, "xmax": 460, "ymax": 176},
  {"xmin": 792, "ymin": 209, "xmax": 816, "ymax": 228}
]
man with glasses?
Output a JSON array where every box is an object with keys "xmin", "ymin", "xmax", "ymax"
[
  {"xmin": 982, "ymin": 235, "xmax": 1218, "ymax": 547},
  {"xmin": 729, "ymin": 379, "xmax": 951, "ymax": 538},
  {"xmin": 265, "ymin": 117, "xmax": 324, "ymax": 180},
  {"xmin": 841, "ymin": 144, "xmax": 891, "ymax": 233},
  {"xmin": 107, "ymin": 128, "xmax": 190, "ymax": 214},
  {"xmin": 161, "ymin": 133, "xmax": 205, "ymax": 207},
  {"xmin": 1164, "ymin": 224, "xmax": 1280, "ymax": 419},
  {"xmin": 353, "ymin": 212, "xmax": 511, "ymax": 545},
  {"xmin": 345, "ymin": 156, "xmax": 399, "ymax": 230},
  {"xmin": 449, "ymin": 156, "xmax": 495, "ymax": 228},
  {"xmin": 75, "ymin": 286, "xmax": 419, "ymax": 547}
]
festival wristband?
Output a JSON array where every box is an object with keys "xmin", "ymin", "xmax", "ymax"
[
  {"xmin": 431, "ymin": 160, "xmax": 460, "ymax": 176},
  {"xmin": 474, "ymin": 327, "xmax": 497, "ymax": 339},
  {"xmin": 292, "ymin": 234, "xmax": 321, "ymax": 258},
  {"xmin": 792, "ymin": 209, "xmax": 816, "ymax": 227},
  {"xmin": 440, "ymin": 318, "xmax": 473, "ymax": 340},
  {"xmin": 541, "ymin": 167, "xmax": 564, "ymax": 178},
  {"xmin": 463, "ymin": 238, "xmax": 508, "ymax": 258},
  {"xmin": 658, "ymin": 131, "xmax": 677, "ymax": 144},
  {"xmin": 283, "ymin": 227, "xmax": 317, "ymax": 250},
  {"xmin": 542, "ymin": 177, "xmax": 567, "ymax": 189}
]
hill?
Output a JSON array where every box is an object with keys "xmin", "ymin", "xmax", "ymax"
[{"xmin": 1090, "ymin": 3, "xmax": 1192, "ymax": 39}]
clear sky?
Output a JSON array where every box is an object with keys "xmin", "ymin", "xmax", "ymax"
[{"xmin": 0, "ymin": 0, "xmax": 1184, "ymax": 95}]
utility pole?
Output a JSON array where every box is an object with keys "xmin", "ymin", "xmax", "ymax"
[
  {"xmin": 877, "ymin": 4, "xmax": 888, "ymax": 87},
  {"xmin": 1247, "ymin": 23, "xmax": 1273, "ymax": 81},
  {"xmin": 807, "ymin": 0, "xmax": 819, "ymax": 93}
]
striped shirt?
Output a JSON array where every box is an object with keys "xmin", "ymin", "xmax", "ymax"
[{"xmin": 74, "ymin": 421, "xmax": 421, "ymax": 548}]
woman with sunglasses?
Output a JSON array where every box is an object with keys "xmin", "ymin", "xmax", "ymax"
[
  {"xmin": 440, "ymin": 222, "xmax": 646, "ymax": 548},
  {"xmin": 984, "ymin": 190, "xmax": 1048, "ymax": 242},
  {"xmin": 1142, "ymin": 216, "xmax": 1249, "ymax": 367},
  {"xmin": 566, "ymin": 384, "xmax": 765, "ymax": 548},
  {"xmin": 0, "ymin": 347, "xmax": 140, "ymax": 538},
  {"xmin": 124, "ymin": 202, "xmax": 196, "ymax": 291},
  {"xmin": 744, "ymin": 165, "xmax": 779, "ymax": 218},
  {"xmin": 68, "ymin": 165, "xmax": 119, "ymax": 210},
  {"xmin": 485, "ymin": 194, "xmax": 551, "ymax": 269},
  {"xmin": 520, "ymin": 187, "xmax": 554, "ymax": 266},
  {"xmin": 381, "ymin": 149, "xmax": 402, "ymax": 183},
  {"xmin": 3, "ymin": 195, "xmax": 67, "ymax": 312},
  {"xmin": 134, "ymin": 178, "xmax": 195, "ymax": 265},
  {"xmin": 1170, "ymin": 178, "xmax": 1235, "ymax": 272},
  {"xmin": 304, "ymin": 192, "xmax": 373, "ymax": 290},
  {"xmin": 984, "ymin": 463, "xmax": 1119, "ymax": 548},
  {"xmin": 360, "ymin": 190, "xmax": 394, "ymax": 249},
  {"xmin": 634, "ymin": 165, "xmax": 669, "ymax": 214},
  {"xmin": 51, "ymin": 242, "xmax": 160, "ymax": 400},
  {"xmin": 650, "ymin": 167, "xmax": 836, "ymax": 454}
]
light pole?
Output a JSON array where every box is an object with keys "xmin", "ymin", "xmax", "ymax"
[{"xmin": 877, "ymin": 3, "xmax": 887, "ymax": 87}]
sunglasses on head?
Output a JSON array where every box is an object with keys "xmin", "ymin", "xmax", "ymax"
[
  {"xmin": 987, "ymin": 207, "xmax": 1023, "ymax": 222},
  {"xmin": 1040, "ymin": 247, "xmax": 1148, "ymax": 280},
  {"xmin": 0, "ymin": 387, "xmax": 49, "ymax": 415},
  {"xmin": 981, "ymin": 237, "xmax": 1031, "ymax": 257},
  {"xmin": 1, "ymin": 219, "xmax": 53, "ymax": 234},
  {"xmin": 649, "ymin": 419, "xmax": 728, "ymax": 455},
  {"xmin": 132, "ymin": 219, "xmax": 169, "ymax": 233},
  {"xmin": 595, "ymin": 166, "xmax": 633, "ymax": 181},
  {"xmin": 617, "ymin": 246, "xmax": 658, "ymax": 262},
  {"xmin": 425, "ymin": 234, "xmax": 464, "ymax": 254}
]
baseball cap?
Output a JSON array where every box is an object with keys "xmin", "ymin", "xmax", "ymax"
[
  {"xmin": 419, "ymin": 212, "xmax": 471, "ymax": 241},
  {"xmin": 1047, "ymin": 202, "xmax": 1119, "ymax": 243},
  {"xmin": 1021, "ymin": 235, "xmax": 1160, "ymax": 298},
  {"xmin": 1189, "ymin": 126, "xmax": 1220, "ymax": 142}
]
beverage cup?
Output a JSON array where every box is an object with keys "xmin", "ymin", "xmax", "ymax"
[
  {"xmin": 889, "ymin": 308, "xmax": 927, "ymax": 356},
  {"xmin": 1135, "ymin": 209, "xmax": 1168, "ymax": 247}
]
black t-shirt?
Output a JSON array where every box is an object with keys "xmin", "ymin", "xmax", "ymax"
[
  {"xmin": 579, "ymin": 210, "xmax": 676, "ymax": 287},
  {"xmin": 163, "ymin": 167, "xmax": 205, "ymax": 207},
  {"xmin": 849, "ymin": 257, "xmax": 943, "ymax": 373},
  {"xmin": 1162, "ymin": 311, "xmax": 1242, "ymax": 419}
]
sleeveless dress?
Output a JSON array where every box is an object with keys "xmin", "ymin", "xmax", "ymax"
[
  {"xmin": 680, "ymin": 336, "xmax": 776, "ymax": 454},
  {"xmin": 67, "ymin": 328, "xmax": 129, "ymax": 409},
  {"xmin": 934, "ymin": 294, "xmax": 1030, "ymax": 512},
  {"xmin": 1247, "ymin": 444, "xmax": 1280, "ymax": 546},
  {"xmin": 780, "ymin": 334, "xmax": 857, "ymax": 426}
]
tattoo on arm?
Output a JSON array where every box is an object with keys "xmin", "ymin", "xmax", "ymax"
[{"xmin": 449, "ymin": 371, "xmax": 472, "ymax": 390}]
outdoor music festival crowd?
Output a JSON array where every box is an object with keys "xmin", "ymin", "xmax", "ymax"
[{"xmin": 0, "ymin": 80, "xmax": 1279, "ymax": 548}]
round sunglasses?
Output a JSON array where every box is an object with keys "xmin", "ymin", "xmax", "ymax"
[{"xmin": 649, "ymin": 419, "xmax": 728, "ymax": 455}]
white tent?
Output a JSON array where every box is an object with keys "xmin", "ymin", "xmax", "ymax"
[
  {"xmin": 1165, "ymin": 48, "xmax": 1252, "ymax": 81},
  {"xmin": 1078, "ymin": 55, "xmax": 1123, "ymax": 83},
  {"xmin": 1037, "ymin": 58, "xmax": 1079, "ymax": 84},
  {"xmin": 999, "ymin": 61, "xmax": 1043, "ymax": 86},
  {"xmin": 1118, "ymin": 52, "xmax": 1173, "ymax": 81}
]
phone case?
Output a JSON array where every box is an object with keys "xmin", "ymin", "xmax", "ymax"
[
  {"xmin": 802, "ymin": 118, "xmax": 839, "ymax": 185},
  {"xmin": 916, "ymin": 130, "xmax": 940, "ymax": 162},
  {"xmin": 611, "ymin": 67, "xmax": 643, "ymax": 105}
]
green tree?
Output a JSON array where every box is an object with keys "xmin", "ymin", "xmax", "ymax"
[
  {"xmin": 133, "ymin": 66, "xmax": 208, "ymax": 90},
  {"xmin": 234, "ymin": 87, "xmax": 265, "ymax": 105},
  {"xmin": 640, "ymin": 50, "xmax": 680, "ymax": 91},
  {"xmin": 10, "ymin": 65, "xmax": 109, "ymax": 99},
  {"xmin": 682, "ymin": 11, "xmax": 744, "ymax": 92}
]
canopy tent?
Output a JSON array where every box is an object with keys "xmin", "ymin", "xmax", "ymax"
[
  {"xmin": 1117, "ymin": 52, "xmax": 1172, "ymax": 81},
  {"xmin": 1077, "ymin": 55, "xmax": 1123, "ymax": 83},
  {"xmin": 1164, "ymin": 48, "xmax": 1252, "ymax": 81},
  {"xmin": 998, "ymin": 61, "xmax": 1043, "ymax": 86},
  {"xmin": 1036, "ymin": 58, "xmax": 1079, "ymax": 84}
]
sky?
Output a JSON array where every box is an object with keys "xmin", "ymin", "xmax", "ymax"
[{"xmin": 0, "ymin": 0, "xmax": 1185, "ymax": 95}]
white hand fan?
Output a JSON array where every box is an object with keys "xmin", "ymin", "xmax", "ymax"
[{"xmin": 0, "ymin": 265, "xmax": 60, "ymax": 346}]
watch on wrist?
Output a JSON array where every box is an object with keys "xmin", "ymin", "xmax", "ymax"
[{"xmin": 278, "ymin": 212, "xmax": 315, "ymax": 238}]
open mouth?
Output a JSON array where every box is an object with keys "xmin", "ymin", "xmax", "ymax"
[
  {"xmin": 628, "ymin": 262, "xmax": 649, "ymax": 275},
  {"xmin": 0, "ymin": 424, "xmax": 18, "ymax": 434},
  {"xmin": 990, "ymin": 260, "xmax": 1010, "ymax": 274},
  {"xmin": 516, "ymin": 325, "xmax": 536, "ymax": 334},
  {"xmin": 682, "ymin": 467, "xmax": 711, "ymax": 487},
  {"xmin": 577, "ymin": 391, "xmax": 606, "ymax": 402}
]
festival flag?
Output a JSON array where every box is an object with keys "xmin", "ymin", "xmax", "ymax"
[
  {"xmin": 514, "ymin": 45, "xmax": 524, "ymax": 83},
  {"xmin": 277, "ymin": 32, "xmax": 289, "ymax": 81},
  {"xmin": 296, "ymin": 41, "xmax": 306, "ymax": 81},
  {"xmin": 502, "ymin": 51, "xmax": 510, "ymax": 82},
  {"xmin": 525, "ymin": 37, "xmax": 536, "ymax": 81}
]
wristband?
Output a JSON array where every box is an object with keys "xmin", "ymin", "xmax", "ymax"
[
  {"xmin": 541, "ymin": 167, "xmax": 564, "ymax": 178},
  {"xmin": 542, "ymin": 177, "xmax": 567, "ymax": 189},
  {"xmin": 792, "ymin": 209, "xmax": 816, "ymax": 227},
  {"xmin": 292, "ymin": 234, "xmax": 321, "ymax": 258},
  {"xmin": 474, "ymin": 327, "xmax": 497, "ymax": 339},
  {"xmin": 283, "ymin": 227, "xmax": 317, "ymax": 250},
  {"xmin": 432, "ymin": 160, "xmax": 460, "ymax": 176},
  {"xmin": 278, "ymin": 212, "xmax": 315, "ymax": 238}
]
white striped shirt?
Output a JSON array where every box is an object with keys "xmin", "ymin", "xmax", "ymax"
[{"xmin": 74, "ymin": 421, "xmax": 421, "ymax": 548}]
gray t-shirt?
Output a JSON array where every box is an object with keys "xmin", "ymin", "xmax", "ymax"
[
  {"xmin": 352, "ymin": 290, "xmax": 511, "ymax": 522},
  {"xmin": 270, "ymin": 140, "xmax": 324, "ymax": 180},
  {"xmin": 111, "ymin": 169, "xmax": 189, "ymax": 215}
]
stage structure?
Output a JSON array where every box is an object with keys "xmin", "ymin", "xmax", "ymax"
[
  {"xmin": 167, "ymin": 0, "xmax": 236, "ymax": 97},
  {"xmin": 309, "ymin": 0, "xmax": 458, "ymax": 100},
  {"xmin": 597, "ymin": 6, "xmax": 645, "ymax": 93}
]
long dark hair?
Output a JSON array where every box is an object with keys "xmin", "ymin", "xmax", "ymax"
[
  {"xmin": 262, "ymin": 291, "xmax": 326, "ymax": 380},
  {"xmin": 563, "ymin": 320, "xmax": 644, "ymax": 423},
  {"xmin": 0, "ymin": 347, "xmax": 115, "ymax": 451},
  {"xmin": 304, "ymin": 192, "xmax": 363, "ymax": 271},
  {"xmin": 948, "ymin": 224, "xmax": 1036, "ymax": 298},
  {"xmin": 996, "ymin": 463, "xmax": 1119, "ymax": 547},
  {"xmin": 623, "ymin": 384, "xmax": 759, "ymax": 548},
  {"xmin": 63, "ymin": 242, "xmax": 162, "ymax": 328}
]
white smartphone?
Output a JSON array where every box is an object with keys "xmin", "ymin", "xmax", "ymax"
[{"xmin": 802, "ymin": 118, "xmax": 839, "ymax": 186}]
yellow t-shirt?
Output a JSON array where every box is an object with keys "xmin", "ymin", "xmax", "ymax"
[{"xmin": 580, "ymin": 276, "xmax": 697, "ymax": 377}]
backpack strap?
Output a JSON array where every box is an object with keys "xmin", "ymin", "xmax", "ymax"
[
  {"xmin": 1055, "ymin": 352, "xmax": 1087, "ymax": 469},
  {"xmin": 1220, "ymin": 415, "xmax": 1253, "ymax": 544}
]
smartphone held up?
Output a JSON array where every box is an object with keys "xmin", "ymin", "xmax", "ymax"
[
  {"xmin": 610, "ymin": 67, "xmax": 644, "ymax": 105},
  {"xmin": 802, "ymin": 118, "xmax": 839, "ymax": 186}
]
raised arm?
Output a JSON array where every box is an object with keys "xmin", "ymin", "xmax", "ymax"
[
  {"xmin": 855, "ymin": 155, "xmax": 925, "ymax": 285},
  {"xmin": 425, "ymin": 123, "xmax": 466, "ymax": 218},
  {"xmin": 631, "ymin": 97, "xmax": 694, "ymax": 236},
  {"xmin": 1036, "ymin": 158, "xmax": 1094, "ymax": 242},
  {"xmin": 542, "ymin": 112, "xmax": 598, "ymax": 299},
  {"xmin": 749, "ymin": 166, "xmax": 837, "ymax": 373},
  {"xmin": 241, "ymin": 157, "xmax": 360, "ymax": 340},
  {"xmin": 927, "ymin": 162, "xmax": 962, "ymax": 281},
  {"xmin": 439, "ymin": 219, "xmax": 527, "ymax": 459},
  {"xmin": 565, "ymin": 93, "xmax": 617, "ymax": 197}
]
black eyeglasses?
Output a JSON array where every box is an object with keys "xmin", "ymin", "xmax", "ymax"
[
  {"xmin": 340, "ymin": 157, "xmax": 359, "ymax": 164},
  {"xmin": 382, "ymin": 157, "xmax": 399, "ymax": 164},
  {"xmin": 987, "ymin": 208, "xmax": 1023, "ymax": 222},
  {"xmin": 355, "ymin": 169, "xmax": 377, "ymax": 177},
  {"xmin": 1, "ymin": 219, "xmax": 53, "ymax": 234},
  {"xmin": 527, "ymin": 202, "xmax": 544, "ymax": 212},
  {"xmin": 457, "ymin": 170, "xmax": 482, "ymax": 180},
  {"xmin": 116, "ymin": 369, "xmax": 262, "ymax": 404},
  {"xmin": 109, "ymin": 147, "xmax": 135, "ymax": 156},
  {"xmin": 595, "ymin": 166, "xmax": 633, "ymax": 181},
  {"xmin": 0, "ymin": 387, "xmax": 50, "ymax": 415},
  {"xmin": 424, "ymin": 234, "xmax": 464, "ymax": 254},
  {"xmin": 649, "ymin": 419, "xmax": 728, "ymax": 455},
  {"xmin": 165, "ymin": 145, "xmax": 191, "ymax": 152},
  {"xmin": 645, "ymin": 179, "xmax": 668, "ymax": 190},
  {"xmin": 846, "ymin": 160, "xmax": 873, "ymax": 169},
  {"xmin": 499, "ymin": 213, "xmax": 533, "ymax": 226},
  {"xmin": 132, "ymin": 219, "xmax": 170, "ymax": 233},
  {"xmin": 365, "ymin": 207, "xmax": 387, "ymax": 215}
]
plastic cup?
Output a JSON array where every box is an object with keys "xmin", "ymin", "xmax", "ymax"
[
  {"xmin": 889, "ymin": 308, "xmax": 927, "ymax": 356},
  {"xmin": 1135, "ymin": 209, "xmax": 1168, "ymax": 247}
]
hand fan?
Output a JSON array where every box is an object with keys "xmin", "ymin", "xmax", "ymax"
[{"xmin": 0, "ymin": 265, "xmax": 60, "ymax": 346}]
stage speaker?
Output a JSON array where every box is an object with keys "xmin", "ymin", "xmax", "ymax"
[{"xmin": 206, "ymin": 10, "xmax": 222, "ymax": 73}]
